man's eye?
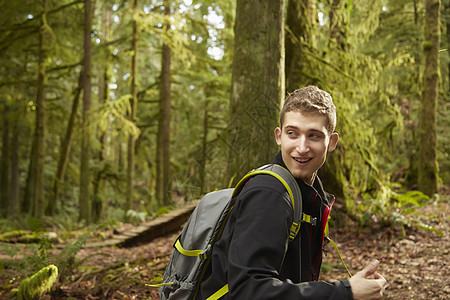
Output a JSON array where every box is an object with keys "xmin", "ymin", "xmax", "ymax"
[{"xmin": 287, "ymin": 131, "xmax": 296, "ymax": 137}]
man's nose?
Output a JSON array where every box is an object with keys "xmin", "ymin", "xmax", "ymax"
[{"xmin": 295, "ymin": 136, "xmax": 309, "ymax": 153}]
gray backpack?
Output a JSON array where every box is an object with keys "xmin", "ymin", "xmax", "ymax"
[{"xmin": 157, "ymin": 164, "xmax": 304, "ymax": 300}]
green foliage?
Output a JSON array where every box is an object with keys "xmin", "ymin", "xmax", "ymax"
[
  {"xmin": 54, "ymin": 232, "xmax": 90, "ymax": 283},
  {"xmin": 390, "ymin": 212, "xmax": 443, "ymax": 236},
  {"xmin": 0, "ymin": 217, "xmax": 90, "ymax": 289},
  {"xmin": 358, "ymin": 179, "xmax": 444, "ymax": 235},
  {"xmin": 12, "ymin": 264, "xmax": 58, "ymax": 300},
  {"xmin": 94, "ymin": 94, "xmax": 140, "ymax": 138},
  {"xmin": 126, "ymin": 209, "xmax": 148, "ymax": 224},
  {"xmin": 0, "ymin": 0, "xmax": 447, "ymax": 228},
  {"xmin": 392, "ymin": 189, "xmax": 430, "ymax": 207},
  {"xmin": 155, "ymin": 206, "xmax": 170, "ymax": 217}
]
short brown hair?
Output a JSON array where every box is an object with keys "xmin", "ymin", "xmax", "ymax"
[{"xmin": 280, "ymin": 86, "xmax": 337, "ymax": 133}]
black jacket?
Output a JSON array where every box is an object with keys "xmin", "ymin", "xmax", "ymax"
[{"xmin": 199, "ymin": 152, "xmax": 353, "ymax": 299}]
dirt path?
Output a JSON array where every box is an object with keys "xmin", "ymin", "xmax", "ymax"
[
  {"xmin": 321, "ymin": 200, "xmax": 449, "ymax": 299},
  {"xmin": 0, "ymin": 201, "xmax": 447, "ymax": 299}
]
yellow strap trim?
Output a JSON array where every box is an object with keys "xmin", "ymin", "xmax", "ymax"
[
  {"xmin": 174, "ymin": 239, "xmax": 203, "ymax": 257},
  {"xmin": 302, "ymin": 213, "xmax": 311, "ymax": 223},
  {"xmin": 327, "ymin": 237, "xmax": 352, "ymax": 277},
  {"xmin": 206, "ymin": 284, "xmax": 229, "ymax": 300},
  {"xmin": 145, "ymin": 282, "xmax": 173, "ymax": 288},
  {"xmin": 289, "ymin": 222, "xmax": 300, "ymax": 239},
  {"xmin": 324, "ymin": 216, "xmax": 330, "ymax": 238},
  {"xmin": 234, "ymin": 170, "xmax": 295, "ymax": 212},
  {"xmin": 234, "ymin": 168, "xmax": 300, "ymax": 241}
]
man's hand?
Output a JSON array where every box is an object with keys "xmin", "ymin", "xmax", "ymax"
[{"xmin": 349, "ymin": 260, "xmax": 387, "ymax": 300}]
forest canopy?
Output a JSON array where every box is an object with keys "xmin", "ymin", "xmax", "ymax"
[{"xmin": 0, "ymin": 0, "xmax": 449, "ymax": 228}]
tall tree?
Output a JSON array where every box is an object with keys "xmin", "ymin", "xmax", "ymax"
[
  {"xmin": 126, "ymin": 0, "xmax": 139, "ymax": 214},
  {"xmin": 156, "ymin": 0, "xmax": 172, "ymax": 206},
  {"xmin": 79, "ymin": 0, "xmax": 93, "ymax": 223},
  {"xmin": 92, "ymin": 1, "xmax": 113, "ymax": 222},
  {"xmin": 285, "ymin": 0, "xmax": 316, "ymax": 91},
  {"xmin": 446, "ymin": 0, "xmax": 450, "ymax": 93},
  {"xmin": 227, "ymin": 0, "xmax": 285, "ymax": 181},
  {"xmin": 328, "ymin": 0, "xmax": 350, "ymax": 51},
  {"xmin": 418, "ymin": 0, "xmax": 441, "ymax": 195},
  {"xmin": 0, "ymin": 104, "xmax": 10, "ymax": 215},
  {"xmin": 8, "ymin": 109, "xmax": 20, "ymax": 216},
  {"xmin": 32, "ymin": 0, "xmax": 48, "ymax": 218},
  {"xmin": 47, "ymin": 71, "xmax": 82, "ymax": 215}
]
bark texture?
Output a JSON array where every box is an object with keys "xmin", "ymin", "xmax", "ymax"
[
  {"xmin": 418, "ymin": 0, "xmax": 440, "ymax": 196},
  {"xmin": 79, "ymin": 0, "xmax": 93, "ymax": 223},
  {"xmin": 156, "ymin": 0, "xmax": 172, "ymax": 206},
  {"xmin": 228, "ymin": 0, "xmax": 285, "ymax": 182}
]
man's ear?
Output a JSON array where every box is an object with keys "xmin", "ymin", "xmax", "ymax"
[
  {"xmin": 274, "ymin": 127, "xmax": 282, "ymax": 146},
  {"xmin": 327, "ymin": 132, "xmax": 339, "ymax": 152}
]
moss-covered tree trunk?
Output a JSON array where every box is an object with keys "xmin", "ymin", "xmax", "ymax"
[
  {"xmin": 418, "ymin": 0, "xmax": 440, "ymax": 196},
  {"xmin": 319, "ymin": 0, "xmax": 352, "ymax": 203},
  {"xmin": 156, "ymin": 0, "xmax": 172, "ymax": 206},
  {"xmin": 8, "ymin": 110, "xmax": 20, "ymax": 215},
  {"xmin": 32, "ymin": 0, "xmax": 47, "ymax": 218},
  {"xmin": 47, "ymin": 72, "xmax": 82, "ymax": 216},
  {"xmin": 328, "ymin": 0, "xmax": 350, "ymax": 51},
  {"xmin": 446, "ymin": 0, "xmax": 450, "ymax": 93},
  {"xmin": 126, "ymin": 0, "xmax": 139, "ymax": 214},
  {"xmin": 199, "ymin": 98, "xmax": 209, "ymax": 194},
  {"xmin": 285, "ymin": 0, "xmax": 316, "ymax": 91},
  {"xmin": 79, "ymin": 0, "xmax": 93, "ymax": 223},
  {"xmin": 23, "ymin": 139, "xmax": 35, "ymax": 214},
  {"xmin": 228, "ymin": 0, "xmax": 285, "ymax": 182},
  {"xmin": 0, "ymin": 105, "xmax": 10, "ymax": 216},
  {"xmin": 92, "ymin": 3, "xmax": 112, "ymax": 222}
]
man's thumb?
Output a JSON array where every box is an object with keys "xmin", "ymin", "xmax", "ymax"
[{"xmin": 361, "ymin": 259, "xmax": 379, "ymax": 278}]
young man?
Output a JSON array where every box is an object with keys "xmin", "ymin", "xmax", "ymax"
[{"xmin": 199, "ymin": 86, "xmax": 386, "ymax": 299}]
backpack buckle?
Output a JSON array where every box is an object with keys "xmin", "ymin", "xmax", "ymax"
[
  {"xmin": 302, "ymin": 213, "xmax": 317, "ymax": 226},
  {"xmin": 199, "ymin": 244, "xmax": 211, "ymax": 260},
  {"xmin": 289, "ymin": 222, "xmax": 300, "ymax": 240}
]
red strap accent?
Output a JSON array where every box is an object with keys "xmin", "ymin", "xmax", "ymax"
[{"xmin": 312, "ymin": 196, "xmax": 335, "ymax": 280}]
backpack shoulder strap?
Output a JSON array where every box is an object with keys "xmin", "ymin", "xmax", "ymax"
[
  {"xmin": 232, "ymin": 164, "xmax": 302, "ymax": 241},
  {"xmin": 203, "ymin": 165, "xmax": 302, "ymax": 300}
]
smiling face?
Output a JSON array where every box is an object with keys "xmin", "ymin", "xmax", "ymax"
[{"xmin": 275, "ymin": 111, "xmax": 339, "ymax": 185}]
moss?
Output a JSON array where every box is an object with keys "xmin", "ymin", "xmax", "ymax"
[
  {"xmin": 0, "ymin": 230, "xmax": 38, "ymax": 243},
  {"xmin": 13, "ymin": 264, "xmax": 59, "ymax": 300}
]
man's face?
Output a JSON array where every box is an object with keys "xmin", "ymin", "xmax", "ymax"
[{"xmin": 274, "ymin": 111, "xmax": 338, "ymax": 185}]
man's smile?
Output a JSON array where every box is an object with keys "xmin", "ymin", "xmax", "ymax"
[{"xmin": 294, "ymin": 157, "xmax": 312, "ymax": 164}]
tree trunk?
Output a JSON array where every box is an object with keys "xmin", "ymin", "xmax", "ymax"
[
  {"xmin": 22, "ymin": 137, "xmax": 35, "ymax": 214},
  {"xmin": 92, "ymin": 2, "xmax": 112, "ymax": 223},
  {"xmin": 285, "ymin": 0, "xmax": 316, "ymax": 91},
  {"xmin": 79, "ymin": 0, "xmax": 93, "ymax": 223},
  {"xmin": 47, "ymin": 71, "xmax": 82, "ymax": 215},
  {"xmin": 446, "ymin": 1, "xmax": 450, "ymax": 93},
  {"xmin": 156, "ymin": 0, "xmax": 172, "ymax": 206},
  {"xmin": 8, "ymin": 110, "xmax": 20, "ymax": 216},
  {"xmin": 328, "ymin": 0, "xmax": 350, "ymax": 51},
  {"xmin": 0, "ymin": 105, "xmax": 10, "ymax": 216},
  {"xmin": 418, "ymin": 0, "xmax": 440, "ymax": 196},
  {"xmin": 227, "ymin": 0, "xmax": 285, "ymax": 182},
  {"xmin": 32, "ymin": 0, "xmax": 47, "ymax": 218},
  {"xmin": 200, "ymin": 99, "xmax": 209, "ymax": 194},
  {"xmin": 126, "ymin": 0, "xmax": 139, "ymax": 215}
]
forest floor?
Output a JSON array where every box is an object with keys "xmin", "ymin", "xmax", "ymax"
[{"xmin": 0, "ymin": 199, "xmax": 448, "ymax": 299}]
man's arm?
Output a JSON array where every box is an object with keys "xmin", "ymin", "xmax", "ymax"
[{"xmin": 349, "ymin": 260, "xmax": 387, "ymax": 300}]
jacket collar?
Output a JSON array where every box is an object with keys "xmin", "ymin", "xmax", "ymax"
[{"xmin": 272, "ymin": 151, "xmax": 331, "ymax": 206}]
